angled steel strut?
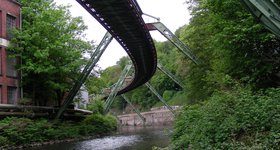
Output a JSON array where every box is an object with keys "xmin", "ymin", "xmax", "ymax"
[
  {"xmin": 146, "ymin": 22, "xmax": 200, "ymax": 65},
  {"xmin": 145, "ymin": 82, "xmax": 175, "ymax": 114},
  {"xmin": 241, "ymin": 0, "xmax": 280, "ymax": 37},
  {"xmin": 157, "ymin": 62, "xmax": 184, "ymax": 88},
  {"xmin": 56, "ymin": 32, "xmax": 113, "ymax": 119},
  {"xmin": 121, "ymin": 94, "xmax": 146, "ymax": 123},
  {"xmin": 104, "ymin": 64, "xmax": 132, "ymax": 114}
]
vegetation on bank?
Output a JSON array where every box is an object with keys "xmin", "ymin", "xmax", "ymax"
[
  {"xmin": 172, "ymin": 87, "xmax": 280, "ymax": 149},
  {"xmin": 9, "ymin": 0, "xmax": 93, "ymax": 106},
  {"xmin": 5, "ymin": 0, "xmax": 278, "ymax": 149},
  {"xmin": 86, "ymin": 0, "xmax": 279, "ymax": 149},
  {"xmin": 0, "ymin": 100, "xmax": 117, "ymax": 148},
  {"xmin": 0, "ymin": 114, "xmax": 117, "ymax": 147}
]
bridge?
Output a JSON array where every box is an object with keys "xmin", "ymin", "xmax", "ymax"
[
  {"xmin": 54, "ymin": 0, "xmax": 280, "ymax": 119},
  {"xmin": 0, "ymin": 0, "xmax": 278, "ymax": 120},
  {"xmin": 55, "ymin": 0, "xmax": 200, "ymax": 119}
]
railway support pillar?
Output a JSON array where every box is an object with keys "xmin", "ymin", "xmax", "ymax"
[
  {"xmin": 145, "ymin": 82, "xmax": 175, "ymax": 114},
  {"xmin": 121, "ymin": 94, "xmax": 146, "ymax": 124},
  {"xmin": 56, "ymin": 32, "xmax": 113, "ymax": 119},
  {"xmin": 146, "ymin": 22, "xmax": 200, "ymax": 64},
  {"xmin": 104, "ymin": 64, "xmax": 132, "ymax": 114},
  {"xmin": 241, "ymin": 0, "xmax": 280, "ymax": 37},
  {"xmin": 157, "ymin": 62, "xmax": 184, "ymax": 88}
]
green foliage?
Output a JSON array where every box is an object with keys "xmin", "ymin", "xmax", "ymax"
[
  {"xmin": 9, "ymin": 0, "xmax": 93, "ymax": 105},
  {"xmin": 163, "ymin": 90, "xmax": 174, "ymax": 101},
  {"xmin": 87, "ymin": 99, "xmax": 105, "ymax": 115},
  {"xmin": 83, "ymin": 114, "xmax": 117, "ymax": 134},
  {"xmin": 0, "ymin": 115, "xmax": 117, "ymax": 147},
  {"xmin": 172, "ymin": 87, "xmax": 280, "ymax": 149}
]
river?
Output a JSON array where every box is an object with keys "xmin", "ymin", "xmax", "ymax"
[{"xmin": 27, "ymin": 125, "xmax": 171, "ymax": 150}]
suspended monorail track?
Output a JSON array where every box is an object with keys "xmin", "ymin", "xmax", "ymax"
[{"xmin": 76, "ymin": 0, "xmax": 157, "ymax": 94}]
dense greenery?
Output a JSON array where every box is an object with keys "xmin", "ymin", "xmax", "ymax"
[
  {"xmin": 172, "ymin": 87, "xmax": 280, "ymax": 149},
  {"xmin": 0, "ymin": 115, "xmax": 117, "ymax": 147},
  {"xmin": 84, "ymin": 0, "xmax": 280, "ymax": 149},
  {"xmin": 169, "ymin": 0, "xmax": 280, "ymax": 149},
  {"xmin": 9, "ymin": 0, "xmax": 93, "ymax": 106}
]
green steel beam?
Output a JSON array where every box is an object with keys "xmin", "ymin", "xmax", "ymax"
[
  {"xmin": 145, "ymin": 82, "xmax": 175, "ymax": 114},
  {"xmin": 56, "ymin": 32, "xmax": 113, "ymax": 119},
  {"xmin": 104, "ymin": 64, "xmax": 132, "ymax": 114},
  {"xmin": 157, "ymin": 62, "xmax": 184, "ymax": 88},
  {"xmin": 147, "ymin": 22, "xmax": 200, "ymax": 65},
  {"xmin": 241, "ymin": 0, "xmax": 280, "ymax": 37},
  {"xmin": 121, "ymin": 94, "xmax": 146, "ymax": 123}
]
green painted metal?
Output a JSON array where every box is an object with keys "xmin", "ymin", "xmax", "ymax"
[
  {"xmin": 157, "ymin": 62, "xmax": 184, "ymax": 88},
  {"xmin": 56, "ymin": 32, "xmax": 113, "ymax": 119},
  {"xmin": 145, "ymin": 82, "xmax": 175, "ymax": 114},
  {"xmin": 104, "ymin": 64, "xmax": 132, "ymax": 114},
  {"xmin": 121, "ymin": 94, "xmax": 146, "ymax": 123},
  {"xmin": 241, "ymin": 0, "xmax": 280, "ymax": 37},
  {"xmin": 149, "ymin": 22, "xmax": 200, "ymax": 65}
]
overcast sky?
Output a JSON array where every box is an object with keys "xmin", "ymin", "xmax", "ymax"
[{"xmin": 53, "ymin": 0, "xmax": 191, "ymax": 69}]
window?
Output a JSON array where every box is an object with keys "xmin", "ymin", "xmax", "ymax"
[
  {"xmin": 6, "ymin": 52, "xmax": 17, "ymax": 77},
  {"xmin": 0, "ymin": 11, "xmax": 2, "ymax": 36},
  {"xmin": 6, "ymin": 14, "xmax": 16, "ymax": 39},
  {"xmin": 0, "ymin": 86, "xmax": 2, "ymax": 103},
  {"xmin": 7, "ymin": 86, "xmax": 17, "ymax": 104},
  {"xmin": 0, "ymin": 47, "xmax": 2, "ymax": 75}
]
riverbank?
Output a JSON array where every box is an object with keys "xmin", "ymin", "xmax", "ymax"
[
  {"xmin": 0, "ymin": 135, "xmax": 101, "ymax": 150},
  {"xmin": 0, "ymin": 114, "xmax": 117, "ymax": 149},
  {"xmin": 118, "ymin": 107, "xmax": 178, "ymax": 126},
  {"xmin": 26, "ymin": 125, "xmax": 172, "ymax": 150}
]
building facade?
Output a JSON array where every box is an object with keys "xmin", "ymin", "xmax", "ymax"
[{"xmin": 0, "ymin": 0, "xmax": 21, "ymax": 104}]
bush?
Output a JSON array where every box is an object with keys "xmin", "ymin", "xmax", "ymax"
[
  {"xmin": 0, "ymin": 136, "xmax": 9, "ymax": 146},
  {"xmin": 0, "ymin": 114, "xmax": 118, "ymax": 147},
  {"xmin": 87, "ymin": 99, "xmax": 105, "ymax": 115},
  {"xmin": 82, "ymin": 114, "xmax": 117, "ymax": 134},
  {"xmin": 171, "ymin": 87, "xmax": 280, "ymax": 149},
  {"xmin": 163, "ymin": 90, "xmax": 174, "ymax": 101}
]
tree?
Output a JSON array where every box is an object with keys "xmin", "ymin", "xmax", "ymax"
[{"xmin": 9, "ymin": 0, "xmax": 93, "ymax": 106}]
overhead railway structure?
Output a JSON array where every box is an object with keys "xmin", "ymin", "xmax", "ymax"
[{"xmin": 77, "ymin": 0, "xmax": 157, "ymax": 94}]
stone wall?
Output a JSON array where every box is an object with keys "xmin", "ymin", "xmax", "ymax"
[{"xmin": 118, "ymin": 109, "xmax": 174, "ymax": 126}]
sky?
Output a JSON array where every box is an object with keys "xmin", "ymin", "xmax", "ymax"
[{"xmin": 53, "ymin": 0, "xmax": 191, "ymax": 69}]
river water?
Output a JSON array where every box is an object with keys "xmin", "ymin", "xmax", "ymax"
[{"xmin": 27, "ymin": 126, "xmax": 171, "ymax": 150}]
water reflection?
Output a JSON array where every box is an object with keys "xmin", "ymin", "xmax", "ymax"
[
  {"xmin": 27, "ymin": 126, "xmax": 171, "ymax": 150},
  {"xmin": 74, "ymin": 135, "xmax": 142, "ymax": 150}
]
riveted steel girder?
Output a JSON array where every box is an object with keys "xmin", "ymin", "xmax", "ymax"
[
  {"xmin": 121, "ymin": 94, "xmax": 146, "ymax": 123},
  {"xmin": 146, "ymin": 22, "xmax": 200, "ymax": 64},
  {"xmin": 241, "ymin": 0, "xmax": 280, "ymax": 37},
  {"xmin": 56, "ymin": 32, "xmax": 113, "ymax": 119},
  {"xmin": 157, "ymin": 62, "xmax": 184, "ymax": 88},
  {"xmin": 104, "ymin": 65, "xmax": 132, "ymax": 114},
  {"xmin": 145, "ymin": 82, "xmax": 175, "ymax": 114}
]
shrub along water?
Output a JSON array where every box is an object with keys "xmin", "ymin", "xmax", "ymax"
[
  {"xmin": 171, "ymin": 87, "xmax": 280, "ymax": 149},
  {"xmin": 0, "ymin": 114, "xmax": 117, "ymax": 147}
]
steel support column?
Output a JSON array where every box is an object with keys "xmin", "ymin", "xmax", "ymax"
[
  {"xmin": 145, "ymin": 82, "xmax": 175, "ymax": 114},
  {"xmin": 146, "ymin": 22, "xmax": 199, "ymax": 64},
  {"xmin": 121, "ymin": 94, "xmax": 145, "ymax": 123},
  {"xmin": 104, "ymin": 64, "xmax": 132, "ymax": 114},
  {"xmin": 241, "ymin": 0, "xmax": 280, "ymax": 37},
  {"xmin": 157, "ymin": 62, "xmax": 184, "ymax": 88},
  {"xmin": 56, "ymin": 32, "xmax": 113, "ymax": 119}
]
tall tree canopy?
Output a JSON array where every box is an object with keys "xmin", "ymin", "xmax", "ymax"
[
  {"xmin": 9, "ymin": 0, "xmax": 93, "ymax": 105},
  {"xmin": 171, "ymin": 0, "xmax": 280, "ymax": 149}
]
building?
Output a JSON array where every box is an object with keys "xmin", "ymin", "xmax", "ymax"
[
  {"xmin": 75, "ymin": 85, "xmax": 89, "ymax": 109},
  {"xmin": 0, "ymin": 0, "xmax": 21, "ymax": 104}
]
